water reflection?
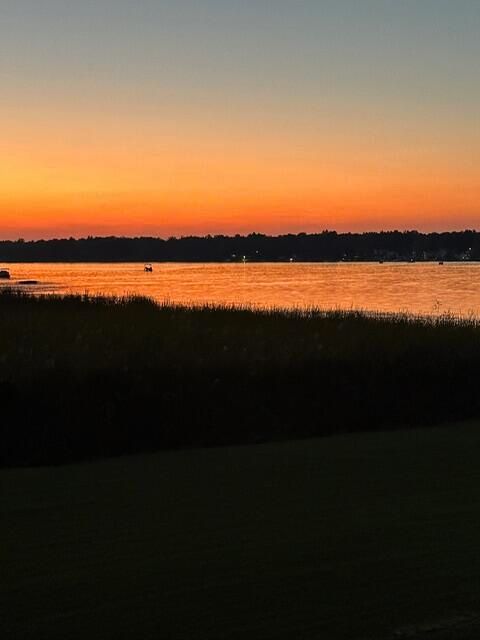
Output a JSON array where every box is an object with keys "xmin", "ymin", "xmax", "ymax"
[{"xmin": 2, "ymin": 262, "xmax": 480, "ymax": 318}]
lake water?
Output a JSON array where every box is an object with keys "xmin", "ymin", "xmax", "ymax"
[{"xmin": 2, "ymin": 262, "xmax": 480, "ymax": 318}]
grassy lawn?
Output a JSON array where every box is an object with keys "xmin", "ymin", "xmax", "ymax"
[{"xmin": 4, "ymin": 423, "xmax": 480, "ymax": 639}]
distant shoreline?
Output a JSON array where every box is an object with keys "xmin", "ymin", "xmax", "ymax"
[
  {"xmin": 1, "ymin": 258, "xmax": 480, "ymax": 264},
  {"xmin": 0, "ymin": 230, "xmax": 479, "ymax": 262}
]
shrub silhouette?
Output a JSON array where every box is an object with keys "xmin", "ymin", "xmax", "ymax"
[{"xmin": 1, "ymin": 290, "xmax": 479, "ymax": 466}]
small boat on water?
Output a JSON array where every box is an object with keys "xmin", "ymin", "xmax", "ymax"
[
  {"xmin": 0, "ymin": 269, "xmax": 10, "ymax": 279},
  {"xmin": 144, "ymin": 263, "xmax": 153, "ymax": 272}
]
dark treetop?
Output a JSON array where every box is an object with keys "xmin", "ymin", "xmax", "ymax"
[{"xmin": 0, "ymin": 230, "xmax": 479, "ymax": 263}]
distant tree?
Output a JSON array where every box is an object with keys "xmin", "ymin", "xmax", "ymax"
[{"xmin": 0, "ymin": 230, "xmax": 478, "ymax": 262}]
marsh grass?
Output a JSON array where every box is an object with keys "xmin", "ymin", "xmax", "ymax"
[{"xmin": 1, "ymin": 289, "xmax": 480, "ymax": 466}]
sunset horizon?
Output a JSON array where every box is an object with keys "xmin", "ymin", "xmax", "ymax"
[
  {"xmin": 1, "ymin": 222, "xmax": 480, "ymax": 242},
  {"xmin": 4, "ymin": 4, "xmax": 480, "ymax": 638},
  {"xmin": 2, "ymin": 1, "xmax": 479, "ymax": 239}
]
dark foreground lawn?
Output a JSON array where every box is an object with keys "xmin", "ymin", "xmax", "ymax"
[
  {"xmin": 4, "ymin": 423, "xmax": 480, "ymax": 639},
  {"xmin": 2, "ymin": 290, "xmax": 480, "ymax": 466}
]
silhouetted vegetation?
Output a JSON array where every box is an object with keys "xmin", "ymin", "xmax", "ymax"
[
  {"xmin": 1, "ymin": 230, "xmax": 480, "ymax": 262},
  {"xmin": 1, "ymin": 290, "xmax": 480, "ymax": 466}
]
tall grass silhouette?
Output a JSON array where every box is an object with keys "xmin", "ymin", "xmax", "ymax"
[{"xmin": 1, "ymin": 289, "xmax": 480, "ymax": 466}]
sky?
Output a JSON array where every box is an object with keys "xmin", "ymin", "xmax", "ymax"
[{"xmin": 1, "ymin": 0, "xmax": 479, "ymax": 239}]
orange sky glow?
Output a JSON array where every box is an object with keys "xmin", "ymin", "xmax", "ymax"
[
  {"xmin": 2, "ymin": 105, "xmax": 478, "ymax": 239},
  {"xmin": 1, "ymin": 2, "xmax": 479, "ymax": 239}
]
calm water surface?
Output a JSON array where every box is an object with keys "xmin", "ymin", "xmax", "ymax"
[{"xmin": 3, "ymin": 262, "xmax": 480, "ymax": 317}]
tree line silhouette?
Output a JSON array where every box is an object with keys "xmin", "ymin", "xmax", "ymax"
[{"xmin": 0, "ymin": 230, "xmax": 479, "ymax": 262}]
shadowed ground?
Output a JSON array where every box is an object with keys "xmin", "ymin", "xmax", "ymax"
[{"xmin": 3, "ymin": 423, "xmax": 480, "ymax": 639}]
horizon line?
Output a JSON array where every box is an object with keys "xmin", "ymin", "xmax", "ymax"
[{"xmin": 1, "ymin": 228, "xmax": 479, "ymax": 243}]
